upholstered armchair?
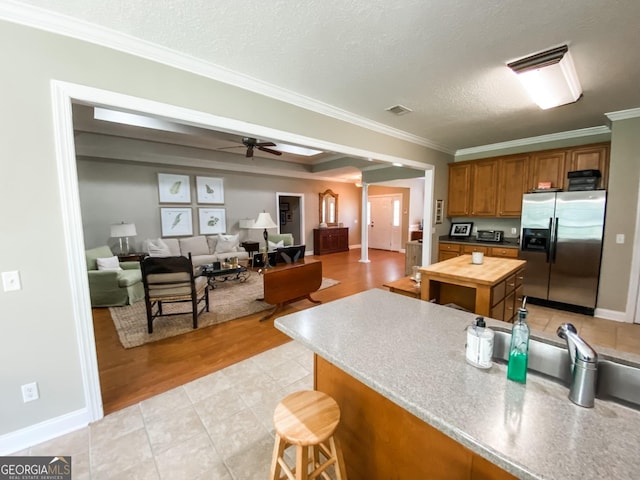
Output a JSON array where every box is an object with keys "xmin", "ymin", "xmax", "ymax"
[
  {"xmin": 85, "ymin": 246, "xmax": 145, "ymax": 307},
  {"xmin": 267, "ymin": 233, "xmax": 294, "ymax": 248}
]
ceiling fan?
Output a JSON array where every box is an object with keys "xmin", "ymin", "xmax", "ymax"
[{"xmin": 242, "ymin": 137, "xmax": 282, "ymax": 158}]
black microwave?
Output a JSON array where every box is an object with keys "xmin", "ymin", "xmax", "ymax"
[{"xmin": 476, "ymin": 230, "xmax": 504, "ymax": 243}]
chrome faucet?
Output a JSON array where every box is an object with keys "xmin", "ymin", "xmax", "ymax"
[{"xmin": 556, "ymin": 323, "xmax": 598, "ymax": 408}]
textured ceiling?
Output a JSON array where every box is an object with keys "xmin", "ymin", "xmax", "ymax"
[{"xmin": 9, "ymin": 0, "xmax": 640, "ymax": 152}]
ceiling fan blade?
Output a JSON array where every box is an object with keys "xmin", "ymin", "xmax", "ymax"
[
  {"xmin": 256, "ymin": 141, "xmax": 276, "ymax": 148},
  {"xmin": 258, "ymin": 146, "xmax": 282, "ymax": 156}
]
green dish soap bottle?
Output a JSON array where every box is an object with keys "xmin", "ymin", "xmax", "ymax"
[{"xmin": 507, "ymin": 296, "xmax": 530, "ymax": 384}]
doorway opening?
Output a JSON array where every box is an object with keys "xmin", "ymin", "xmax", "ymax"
[{"xmin": 277, "ymin": 193, "xmax": 304, "ymax": 244}]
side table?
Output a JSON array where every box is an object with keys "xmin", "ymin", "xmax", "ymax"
[{"xmin": 117, "ymin": 252, "xmax": 148, "ymax": 263}]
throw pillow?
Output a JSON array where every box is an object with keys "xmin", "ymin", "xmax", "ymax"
[
  {"xmin": 96, "ymin": 256, "xmax": 122, "ymax": 271},
  {"xmin": 179, "ymin": 236, "xmax": 209, "ymax": 256},
  {"xmin": 215, "ymin": 234, "xmax": 240, "ymax": 254},
  {"xmin": 206, "ymin": 235, "xmax": 219, "ymax": 254},
  {"xmin": 147, "ymin": 238, "xmax": 171, "ymax": 257},
  {"xmin": 268, "ymin": 239, "xmax": 284, "ymax": 251}
]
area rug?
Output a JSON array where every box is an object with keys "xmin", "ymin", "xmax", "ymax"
[{"xmin": 109, "ymin": 275, "xmax": 340, "ymax": 348}]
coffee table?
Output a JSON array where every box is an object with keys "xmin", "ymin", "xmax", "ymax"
[{"xmin": 200, "ymin": 264, "xmax": 250, "ymax": 289}]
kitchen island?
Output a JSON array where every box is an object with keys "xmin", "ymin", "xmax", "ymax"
[
  {"xmin": 420, "ymin": 254, "xmax": 526, "ymax": 322},
  {"xmin": 275, "ymin": 289, "xmax": 640, "ymax": 480}
]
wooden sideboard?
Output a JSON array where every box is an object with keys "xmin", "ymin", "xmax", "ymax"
[{"xmin": 313, "ymin": 227, "xmax": 349, "ymax": 255}]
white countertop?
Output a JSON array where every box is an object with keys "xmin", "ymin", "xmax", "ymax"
[{"xmin": 275, "ymin": 289, "xmax": 640, "ymax": 480}]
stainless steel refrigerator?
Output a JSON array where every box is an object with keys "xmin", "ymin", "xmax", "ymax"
[{"xmin": 519, "ymin": 191, "xmax": 606, "ymax": 314}]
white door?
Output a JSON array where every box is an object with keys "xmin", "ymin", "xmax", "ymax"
[{"xmin": 368, "ymin": 195, "xmax": 402, "ymax": 250}]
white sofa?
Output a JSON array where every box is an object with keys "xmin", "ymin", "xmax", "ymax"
[{"xmin": 144, "ymin": 234, "xmax": 249, "ymax": 267}]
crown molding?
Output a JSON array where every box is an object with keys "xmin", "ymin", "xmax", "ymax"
[
  {"xmin": 455, "ymin": 125, "xmax": 611, "ymax": 157},
  {"xmin": 0, "ymin": 1, "xmax": 452, "ymax": 154},
  {"xmin": 605, "ymin": 107, "xmax": 640, "ymax": 121}
]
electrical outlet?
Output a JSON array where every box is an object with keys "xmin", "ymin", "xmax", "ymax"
[
  {"xmin": 511, "ymin": 227, "xmax": 517, "ymax": 235},
  {"xmin": 616, "ymin": 234, "xmax": 625, "ymax": 244},
  {"xmin": 21, "ymin": 382, "xmax": 39, "ymax": 402}
]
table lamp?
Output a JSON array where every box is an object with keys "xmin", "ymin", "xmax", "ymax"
[
  {"xmin": 110, "ymin": 222, "xmax": 137, "ymax": 254},
  {"xmin": 252, "ymin": 212, "xmax": 278, "ymax": 268}
]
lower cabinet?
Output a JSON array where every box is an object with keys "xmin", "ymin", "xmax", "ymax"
[
  {"xmin": 490, "ymin": 268, "xmax": 525, "ymax": 323},
  {"xmin": 313, "ymin": 227, "xmax": 349, "ymax": 255},
  {"xmin": 405, "ymin": 241, "xmax": 423, "ymax": 275},
  {"xmin": 438, "ymin": 242, "xmax": 519, "ymax": 262}
]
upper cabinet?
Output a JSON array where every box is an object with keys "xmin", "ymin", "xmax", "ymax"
[
  {"xmin": 470, "ymin": 159, "xmax": 499, "ymax": 216},
  {"xmin": 447, "ymin": 160, "xmax": 498, "ymax": 217},
  {"xmin": 447, "ymin": 163, "xmax": 472, "ymax": 216},
  {"xmin": 566, "ymin": 144, "xmax": 609, "ymax": 190},
  {"xmin": 528, "ymin": 150, "xmax": 567, "ymax": 191},
  {"xmin": 497, "ymin": 155, "xmax": 529, "ymax": 217},
  {"xmin": 447, "ymin": 143, "xmax": 609, "ymax": 219}
]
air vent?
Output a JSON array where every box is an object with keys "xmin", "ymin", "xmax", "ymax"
[{"xmin": 385, "ymin": 104, "xmax": 413, "ymax": 116}]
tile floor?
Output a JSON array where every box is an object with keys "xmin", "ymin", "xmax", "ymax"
[
  {"xmin": 16, "ymin": 341, "xmax": 315, "ymax": 480},
  {"xmin": 14, "ymin": 306, "xmax": 640, "ymax": 480}
]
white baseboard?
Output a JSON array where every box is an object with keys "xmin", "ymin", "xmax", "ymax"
[
  {"xmin": 0, "ymin": 408, "xmax": 90, "ymax": 455},
  {"xmin": 594, "ymin": 308, "xmax": 630, "ymax": 323}
]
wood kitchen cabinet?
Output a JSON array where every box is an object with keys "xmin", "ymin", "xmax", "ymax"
[
  {"xmin": 497, "ymin": 154, "xmax": 529, "ymax": 217},
  {"xmin": 313, "ymin": 227, "xmax": 349, "ymax": 255},
  {"xmin": 438, "ymin": 241, "xmax": 519, "ymax": 262},
  {"xmin": 469, "ymin": 159, "xmax": 498, "ymax": 216},
  {"xmin": 528, "ymin": 149, "xmax": 567, "ymax": 191},
  {"xmin": 405, "ymin": 241, "xmax": 423, "ymax": 275},
  {"xmin": 566, "ymin": 143, "xmax": 610, "ymax": 190},
  {"xmin": 447, "ymin": 162, "xmax": 472, "ymax": 216},
  {"xmin": 447, "ymin": 143, "xmax": 610, "ymax": 220},
  {"xmin": 447, "ymin": 159, "xmax": 498, "ymax": 217}
]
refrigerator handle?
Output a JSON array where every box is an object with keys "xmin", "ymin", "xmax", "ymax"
[
  {"xmin": 546, "ymin": 217, "xmax": 553, "ymax": 263},
  {"xmin": 552, "ymin": 217, "xmax": 559, "ymax": 263}
]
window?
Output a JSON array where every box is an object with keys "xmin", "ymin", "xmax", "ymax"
[{"xmin": 393, "ymin": 199, "xmax": 400, "ymax": 227}]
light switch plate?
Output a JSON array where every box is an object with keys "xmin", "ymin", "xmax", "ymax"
[
  {"xmin": 616, "ymin": 234, "xmax": 625, "ymax": 244},
  {"xmin": 2, "ymin": 271, "xmax": 21, "ymax": 292}
]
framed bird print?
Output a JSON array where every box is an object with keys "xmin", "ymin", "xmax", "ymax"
[
  {"xmin": 158, "ymin": 173, "xmax": 191, "ymax": 203},
  {"xmin": 196, "ymin": 176, "xmax": 224, "ymax": 204},
  {"xmin": 198, "ymin": 208, "xmax": 226, "ymax": 235},
  {"xmin": 160, "ymin": 208, "xmax": 193, "ymax": 237}
]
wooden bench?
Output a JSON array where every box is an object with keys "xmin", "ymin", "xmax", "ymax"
[{"xmin": 261, "ymin": 259, "xmax": 323, "ymax": 320}]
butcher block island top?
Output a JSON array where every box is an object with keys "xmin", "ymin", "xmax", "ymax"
[
  {"xmin": 275, "ymin": 290, "xmax": 640, "ymax": 480},
  {"xmin": 420, "ymin": 254, "xmax": 525, "ymax": 286},
  {"xmin": 420, "ymin": 254, "xmax": 526, "ymax": 322}
]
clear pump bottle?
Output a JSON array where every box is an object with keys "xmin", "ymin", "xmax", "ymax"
[{"xmin": 507, "ymin": 297, "xmax": 530, "ymax": 383}]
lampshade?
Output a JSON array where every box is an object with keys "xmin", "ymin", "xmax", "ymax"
[
  {"xmin": 239, "ymin": 218, "xmax": 255, "ymax": 229},
  {"xmin": 252, "ymin": 212, "xmax": 277, "ymax": 229},
  {"xmin": 110, "ymin": 222, "xmax": 137, "ymax": 238},
  {"xmin": 507, "ymin": 45, "xmax": 582, "ymax": 110}
]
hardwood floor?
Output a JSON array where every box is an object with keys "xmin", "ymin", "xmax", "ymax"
[
  {"xmin": 93, "ymin": 248, "xmax": 405, "ymax": 414},
  {"xmin": 93, "ymin": 247, "xmax": 640, "ymax": 415}
]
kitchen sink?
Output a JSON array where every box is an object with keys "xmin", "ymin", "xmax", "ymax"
[{"xmin": 492, "ymin": 328, "xmax": 640, "ymax": 410}]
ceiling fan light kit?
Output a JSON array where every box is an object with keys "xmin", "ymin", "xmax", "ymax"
[{"xmin": 507, "ymin": 45, "xmax": 582, "ymax": 110}]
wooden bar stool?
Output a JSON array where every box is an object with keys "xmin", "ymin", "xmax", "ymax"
[{"xmin": 269, "ymin": 390, "xmax": 347, "ymax": 480}]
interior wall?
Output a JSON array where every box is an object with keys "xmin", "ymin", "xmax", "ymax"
[
  {"xmin": 77, "ymin": 158, "xmax": 359, "ymax": 253},
  {"xmin": 0, "ymin": 19, "xmax": 444, "ymax": 442},
  {"xmin": 598, "ymin": 117, "xmax": 640, "ymax": 312}
]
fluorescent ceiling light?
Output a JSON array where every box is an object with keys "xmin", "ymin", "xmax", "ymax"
[
  {"xmin": 507, "ymin": 45, "xmax": 582, "ymax": 110},
  {"xmin": 272, "ymin": 143, "xmax": 323, "ymax": 157},
  {"xmin": 94, "ymin": 108, "xmax": 194, "ymax": 134}
]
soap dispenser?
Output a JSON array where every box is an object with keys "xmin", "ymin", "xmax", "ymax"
[
  {"xmin": 466, "ymin": 316, "xmax": 494, "ymax": 369},
  {"xmin": 507, "ymin": 296, "xmax": 530, "ymax": 383}
]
